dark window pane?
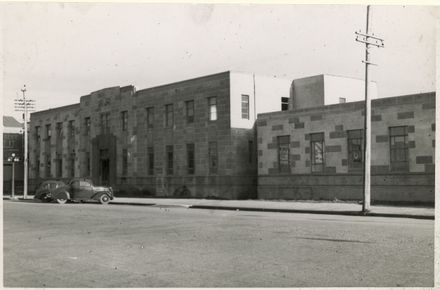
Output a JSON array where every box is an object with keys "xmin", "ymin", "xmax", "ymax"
[{"xmin": 277, "ymin": 135, "xmax": 290, "ymax": 173}]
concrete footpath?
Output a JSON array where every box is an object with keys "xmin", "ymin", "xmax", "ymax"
[
  {"xmin": 3, "ymin": 195, "xmax": 434, "ymax": 220},
  {"xmin": 110, "ymin": 197, "xmax": 435, "ymax": 219}
]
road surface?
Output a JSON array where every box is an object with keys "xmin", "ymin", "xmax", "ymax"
[{"xmin": 3, "ymin": 201, "xmax": 434, "ymax": 287}]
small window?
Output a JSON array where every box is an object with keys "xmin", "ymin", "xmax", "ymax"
[
  {"xmin": 36, "ymin": 158, "xmax": 40, "ymax": 177},
  {"xmin": 389, "ymin": 126, "xmax": 409, "ymax": 172},
  {"xmin": 56, "ymin": 153, "xmax": 62, "ymax": 178},
  {"xmin": 148, "ymin": 146, "xmax": 154, "ymax": 175},
  {"xmin": 281, "ymin": 97, "xmax": 289, "ymax": 111},
  {"xmin": 86, "ymin": 152, "xmax": 90, "ymax": 176},
  {"xmin": 84, "ymin": 117, "xmax": 91, "ymax": 136},
  {"xmin": 46, "ymin": 124, "xmax": 52, "ymax": 139},
  {"xmin": 208, "ymin": 97, "xmax": 217, "ymax": 121},
  {"xmin": 241, "ymin": 95, "xmax": 249, "ymax": 119},
  {"xmin": 56, "ymin": 122, "xmax": 63, "ymax": 139},
  {"xmin": 68, "ymin": 120, "xmax": 75, "ymax": 138},
  {"xmin": 209, "ymin": 141, "xmax": 218, "ymax": 174},
  {"xmin": 187, "ymin": 143, "xmax": 195, "ymax": 174},
  {"xmin": 277, "ymin": 136, "xmax": 290, "ymax": 173},
  {"xmin": 100, "ymin": 113, "xmax": 110, "ymax": 134},
  {"xmin": 165, "ymin": 104, "xmax": 174, "ymax": 127},
  {"xmin": 347, "ymin": 129, "xmax": 363, "ymax": 170},
  {"xmin": 121, "ymin": 111, "xmax": 128, "ymax": 131},
  {"xmin": 46, "ymin": 157, "xmax": 51, "ymax": 178},
  {"xmin": 122, "ymin": 149, "xmax": 128, "ymax": 175},
  {"xmin": 166, "ymin": 145, "xmax": 174, "ymax": 175},
  {"xmin": 310, "ymin": 133, "xmax": 325, "ymax": 173},
  {"xmin": 36, "ymin": 126, "xmax": 41, "ymax": 143},
  {"xmin": 146, "ymin": 107, "xmax": 154, "ymax": 129},
  {"xmin": 248, "ymin": 140, "xmax": 253, "ymax": 164},
  {"xmin": 186, "ymin": 100, "xmax": 194, "ymax": 124},
  {"xmin": 69, "ymin": 153, "xmax": 75, "ymax": 177}
]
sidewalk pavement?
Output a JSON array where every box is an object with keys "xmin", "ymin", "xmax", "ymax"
[
  {"xmin": 110, "ymin": 197, "xmax": 434, "ymax": 219},
  {"xmin": 3, "ymin": 195, "xmax": 434, "ymax": 220}
]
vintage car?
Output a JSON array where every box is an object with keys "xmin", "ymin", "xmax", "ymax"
[{"xmin": 34, "ymin": 178, "xmax": 114, "ymax": 205}]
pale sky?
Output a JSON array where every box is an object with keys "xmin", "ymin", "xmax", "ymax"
[{"xmin": 1, "ymin": 3, "xmax": 438, "ymax": 121}]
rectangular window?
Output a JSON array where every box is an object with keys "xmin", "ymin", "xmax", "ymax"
[
  {"xmin": 166, "ymin": 145, "xmax": 173, "ymax": 175},
  {"xmin": 310, "ymin": 133, "xmax": 325, "ymax": 173},
  {"xmin": 69, "ymin": 153, "xmax": 75, "ymax": 177},
  {"xmin": 56, "ymin": 122, "xmax": 63, "ymax": 139},
  {"xmin": 347, "ymin": 129, "xmax": 363, "ymax": 170},
  {"xmin": 208, "ymin": 141, "xmax": 218, "ymax": 174},
  {"xmin": 85, "ymin": 117, "xmax": 91, "ymax": 136},
  {"xmin": 86, "ymin": 152, "xmax": 90, "ymax": 176},
  {"xmin": 68, "ymin": 120, "xmax": 75, "ymax": 138},
  {"xmin": 277, "ymin": 136, "xmax": 290, "ymax": 173},
  {"xmin": 36, "ymin": 158, "xmax": 40, "ymax": 178},
  {"xmin": 46, "ymin": 124, "xmax": 52, "ymax": 140},
  {"xmin": 208, "ymin": 97, "xmax": 217, "ymax": 121},
  {"xmin": 187, "ymin": 143, "xmax": 195, "ymax": 174},
  {"xmin": 36, "ymin": 126, "xmax": 41, "ymax": 144},
  {"xmin": 241, "ymin": 95, "xmax": 249, "ymax": 119},
  {"xmin": 121, "ymin": 111, "xmax": 128, "ymax": 131},
  {"xmin": 281, "ymin": 97, "xmax": 289, "ymax": 111},
  {"xmin": 46, "ymin": 157, "xmax": 51, "ymax": 178},
  {"xmin": 122, "ymin": 149, "xmax": 128, "ymax": 175},
  {"xmin": 148, "ymin": 146, "xmax": 154, "ymax": 175},
  {"xmin": 165, "ymin": 104, "xmax": 174, "ymax": 127},
  {"xmin": 146, "ymin": 107, "xmax": 154, "ymax": 129},
  {"xmin": 100, "ymin": 112, "xmax": 110, "ymax": 134},
  {"xmin": 389, "ymin": 126, "xmax": 409, "ymax": 171},
  {"xmin": 186, "ymin": 100, "xmax": 194, "ymax": 124},
  {"xmin": 248, "ymin": 140, "xmax": 254, "ymax": 164},
  {"xmin": 56, "ymin": 153, "xmax": 63, "ymax": 178}
]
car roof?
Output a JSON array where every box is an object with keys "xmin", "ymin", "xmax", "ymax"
[
  {"xmin": 40, "ymin": 180, "xmax": 66, "ymax": 185},
  {"xmin": 69, "ymin": 178, "xmax": 93, "ymax": 183}
]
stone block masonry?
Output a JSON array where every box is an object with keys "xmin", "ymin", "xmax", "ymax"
[
  {"xmin": 257, "ymin": 92, "xmax": 435, "ymax": 204},
  {"xmin": 29, "ymin": 71, "xmax": 288, "ymax": 199}
]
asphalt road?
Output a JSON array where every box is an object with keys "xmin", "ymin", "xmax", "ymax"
[{"xmin": 3, "ymin": 201, "xmax": 434, "ymax": 287}]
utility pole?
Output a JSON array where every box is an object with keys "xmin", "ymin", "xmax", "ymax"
[
  {"xmin": 355, "ymin": 5, "xmax": 384, "ymax": 212},
  {"xmin": 15, "ymin": 85, "xmax": 35, "ymax": 199}
]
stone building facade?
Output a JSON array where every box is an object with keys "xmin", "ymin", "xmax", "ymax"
[
  {"xmin": 257, "ymin": 92, "xmax": 435, "ymax": 204},
  {"xmin": 29, "ymin": 71, "xmax": 291, "ymax": 199},
  {"xmin": 28, "ymin": 70, "xmax": 435, "ymax": 203}
]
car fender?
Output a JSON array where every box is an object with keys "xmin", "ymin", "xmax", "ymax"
[
  {"xmin": 91, "ymin": 191, "xmax": 111, "ymax": 201},
  {"xmin": 53, "ymin": 190, "xmax": 70, "ymax": 201}
]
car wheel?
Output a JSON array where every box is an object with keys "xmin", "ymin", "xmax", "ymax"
[
  {"xmin": 99, "ymin": 194, "xmax": 110, "ymax": 205},
  {"xmin": 56, "ymin": 198, "xmax": 67, "ymax": 204}
]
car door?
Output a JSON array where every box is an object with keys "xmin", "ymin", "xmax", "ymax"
[
  {"xmin": 78, "ymin": 180, "xmax": 94, "ymax": 200},
  {"xmin": 70, "ymin": 180, "xmax": 81, "ymax": 199}
]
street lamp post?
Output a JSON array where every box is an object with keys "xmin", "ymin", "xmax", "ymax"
[{"xmin": 7, "ymin": 153, "xmax": 20, "ymax": 198}]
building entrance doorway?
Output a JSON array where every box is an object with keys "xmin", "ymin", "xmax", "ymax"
[
  {"xmin": 99, "ymin": 149, "xmax": 110, "ymax": 185},
  {"xmin": 92, "ymin": 134, "xmax": 116, "ymax": 187}
]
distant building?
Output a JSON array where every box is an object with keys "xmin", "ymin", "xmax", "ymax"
[
  {"xmin": 257, "ymin": 92, "xmax": 435, "ymax": 204},
  {"xmin": 290, "ymin": 74, "xmax": 377, "ymax": 110},
  {"xmin": 3, "ymin": 116, "xmax": 24, "ymax": 194}
]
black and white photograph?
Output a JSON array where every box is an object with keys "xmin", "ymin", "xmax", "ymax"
[{"xmin": 1, "ymin": 2, "xmax": 438, "ymax": 288}]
